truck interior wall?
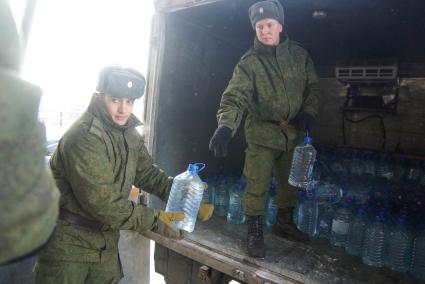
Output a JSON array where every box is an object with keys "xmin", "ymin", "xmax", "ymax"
[{"xmin": 152, "ymin": 0, "xmax": 425, "ymax": 177}]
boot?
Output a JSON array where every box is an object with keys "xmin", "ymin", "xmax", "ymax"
[
  {"xmin": 246, "ymin": 215, "xmax": 266, "ymax": 259},
  {"xmin": 272, "ymin": 207, "xmax": 309, "ymax": 242}
]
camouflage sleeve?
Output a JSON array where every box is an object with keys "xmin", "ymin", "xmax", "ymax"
[
  {"xmin": 62, "ymin": 135, "xmax": 157, "ymax": 233},
  {"xmin": 300, "ymin": 54, "xmax": 320, "ymax": 117},
  {"xmin": 217, "ymin": 60, "xmax": 253, "ymax": 136},
  {"xmin": 134, "ymin": 143, "xmax": 173, "ymax": 202}
]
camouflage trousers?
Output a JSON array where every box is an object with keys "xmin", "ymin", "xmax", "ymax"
[
  {"xmin": 243, "ymin": 143, "xmax": 297, "ymax": 216},
  {"xmin": 34, "ymin": 252, "xmax": 122, "ymax": 284}
]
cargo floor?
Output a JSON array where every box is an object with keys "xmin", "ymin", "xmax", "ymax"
[{"xmin": 147, "ymin": 215, "xmax": 422, "ymax": 284}]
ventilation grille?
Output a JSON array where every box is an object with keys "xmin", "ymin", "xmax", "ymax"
[{"xmin": 335, "ymin": 66, "xmax": 397, "ymax": 81}]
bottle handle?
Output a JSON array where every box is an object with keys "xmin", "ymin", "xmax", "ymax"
[{"xmin": 194, "ymin": 163, "xmax": 206, "ymax": 172}]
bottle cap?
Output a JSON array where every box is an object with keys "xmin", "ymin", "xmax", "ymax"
[
  {"xmin": 304, "ymin": 131, "xmax": 312, "ymax": 145},
  {"xmin": 187, "ymin": 163, "xmax": 206, "ymax": 173}
]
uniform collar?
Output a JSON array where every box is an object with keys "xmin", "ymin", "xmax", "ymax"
[
  {"xmin": 253, "ymin": 32, "xmax": 289, "ymax": 55},
  {"xmin": 87, "ymin": 95, "xmax": 142, "ymax": 131}
]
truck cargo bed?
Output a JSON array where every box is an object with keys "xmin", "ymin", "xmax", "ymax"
[{"xmin": 146, "ymin": 216, "xmax": 420, "ymax": 284}]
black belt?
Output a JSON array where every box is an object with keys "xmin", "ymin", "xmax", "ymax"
[{"xmin": 59, "ymin": 209, "xmax": 105, "ymax": 231}]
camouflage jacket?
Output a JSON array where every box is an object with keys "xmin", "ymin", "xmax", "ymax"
[
  {"xmin": 0, "ymin": 69, "xmax": 59, "ymax": 264},
  {"xmin": 39, "ymin": 96, "xmax": 172, "ymax": 263},
  {"xmin": 217, "ymin": 36, "xmax": 320, "ymax": 151}
]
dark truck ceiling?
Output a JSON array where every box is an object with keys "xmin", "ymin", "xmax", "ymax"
[{"xmin": 170, "ymin": 0, "xmax": 425, "ymax": 77}]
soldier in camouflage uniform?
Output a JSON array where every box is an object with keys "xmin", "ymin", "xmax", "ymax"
[
  {"xmin": 35, "ymin": 66, "xmax": 187, "ymax": 283},
  {"xmin": 0, "ymin": 0, "xmax": 60, "ymax": 271},
  {"xmin": 209, "ymin": 0, "xmax": 320, "ymax": 258}
]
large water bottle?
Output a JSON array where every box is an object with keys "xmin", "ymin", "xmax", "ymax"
[
  {"xmin": 288, "ymin": 132, "xmax": 317, "ymax": 188},
  {"xmin": 316, "ymin": 198, "xmax": 336, "ymax": 239},
  {"xmin": 165, "ymin": 163, "xmax": 205, "ymax": 232},
  {"xmin": 411, "ymin": 219, "xmax": 425, "ymax": 281},
  {"xmin": 314, "ymin": 181, "xmax": 344, "ymax": 204},
  {"xmin": 264, "ymin": 178, "xmax": 278, "ymax": 228},
  {"xmin": 406, "ymin": 160, "xmax": 424, "ymax": 184},
  {"xmin": 385, "ymin": 215, "xmax": 414, "ymax": 272},
  {"xmin": 214, "ymin": 175, "xmax": 229, "ymax": 217},
  {"xmin": 297, "ymin": 191, "xmax": 318, "ymax": 237},
  {"xmin": 375, "ymin": 155, "xmax": 394, "ymax": 180},
  {"xmin": 330, "ymin": 200, "xmax": 352, "ymax": 247},
  {"xmin": 293, "ymin": 190, "xmax": 305, "ymax": 227},
  {"xmin": 362, "ymin": 153, "xmax": 376, "ymax": 176},
  {"xmin": 362, "ymin": 211, "xmax": 388, "ymax": 267},
  {"xmin": 202, "ymin": 175, "xmax": 216, "ymax": 204},
  {"xmin": 227, "ymin": 176, "xmax": 246, "ymax": 224},
  {"xmin": 345, "ymin": 206, "xmax": 368, "ymax": 256}
]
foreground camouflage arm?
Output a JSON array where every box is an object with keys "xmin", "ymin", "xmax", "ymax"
[
  {"xmin": 57, "ymin": 134, "xmax": 158, "ymax": 233},
  {"xmin": 216, "ymin": 62, "xmax": 253, "ymax": 135},
  {"xmin": 0, "ymin": 70, "xmax": 60, "ymax": 264},
  {"xmin": 134, "ymin": 143, "xmax": 173, "ymax": 202}
]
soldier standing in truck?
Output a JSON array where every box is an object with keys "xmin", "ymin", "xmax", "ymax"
[{"xmin": 209, "ymin": 0, "xmax": 320, "ymax": 258}]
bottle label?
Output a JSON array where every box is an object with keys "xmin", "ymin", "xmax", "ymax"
[{"xmin": 332, "ymin": 220, "xmax": 349, "ymax": 234}]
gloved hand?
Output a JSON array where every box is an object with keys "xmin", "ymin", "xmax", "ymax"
[
  {"xmin": 197, "ymin": 202, "xmax": 214, "ymax": 221},
  {"xmin": 297, "ymin": 113, "xmax": 315, "ymax": 133},
  {"xmin": 208, "ymin": 125, "xmax": 232, "ymax": 157},
  {"xmin": 153, "ymin": 211, "xmax": 185, "ymax": 239}
]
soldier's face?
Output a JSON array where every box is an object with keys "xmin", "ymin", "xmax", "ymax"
[
  {"xmin": 255, "ymin": 18, "xmax": 283, "ymax": 46},
  {"xmin": 100, "ymin": 94, "xmax": 135, "ymax": 125}
]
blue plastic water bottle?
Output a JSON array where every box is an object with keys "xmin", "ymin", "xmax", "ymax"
[
  {"xmin": 385, "ymin": 214, "xmax": 414, "ymax": 272},
  {"xmin": 297, "ymin": 191, "xmax": 318, "ymax": 237},
  {"xmin": 227, "ymin": 175, "xmax": 246, "ymax": 224},
  {"xmin": 214, "ymin": 175, "xmax": 229, "ymax": 217},
  {"xmin": 345, "ymin": 206, "xmax": 368, "ymax": 256},
  {"xmin": 362, "ymin": 210, "xmax": 388, "ymax": 267},
  {"xmin": 264, "ymin": 178, "xmax": 278, "ymax": 228},
  {"xmin": 288, "ymin": 132, "xmax": 317, "ymax": 188},
  {"xmin": 165, "ymin": 163, "xmax": 205, "ymax": 232},
  {"xmin": 330, "ymin": 199, "xmax": 352, "ymax": 247},
  {"xmin": 411, "ymin": 219, "xmax": 425, "ymax": 281}
]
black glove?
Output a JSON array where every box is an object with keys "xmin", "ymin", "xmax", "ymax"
[
  {"xmin": 208, "ymin": 125, "xmax": 232, "ymax": 157},
  {"xmin": 297, "ymin": 113, "xmax": 315, "ymax": 133}
]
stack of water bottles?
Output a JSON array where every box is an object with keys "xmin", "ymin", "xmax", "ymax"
[
  {"xmin": 201, "ymin": 172, "xmax": 279, "ymax": 227},
  {"xmin": 289, "ymin": 140, "xmax": 425, "ymax": 281}
]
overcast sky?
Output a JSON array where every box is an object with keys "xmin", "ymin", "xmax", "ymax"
[{"xmin": 20, "ymin": 0, "xmax": 154, "ymax": 117}]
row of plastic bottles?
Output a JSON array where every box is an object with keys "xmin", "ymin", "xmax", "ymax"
[
  {"xmin": 202, "ymin": 174, "xmax": 278, "ymax": 227},
  {"xmin": 288, "ymin": 135, "xmax": 425, "ymax": 281},
  {"xmin": 314, "ymin": 146, "xmax": 425, "ymax": 186},
  {"xmin": 295, "ymin": 187, "xmax": 425, "ymax": 280}
]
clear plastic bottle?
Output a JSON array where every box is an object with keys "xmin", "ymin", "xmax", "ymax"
[
  {"xmin": 314, "ymin": 181, "xmax": 344, "ymax": 204},
  {"xmin": 362, "ymin": 211, "xmax": 388, "ymax": 267},
  {"xmin": 214, "ymin": 175, "xmax": 229, "ymax": 217},
  {"xmin": 385, "ymin": 215, "xmax": 414, "ymax": 272},
  {"xmin": 330, "ymin": 200, "xmax": 352, "ymax": 247},
  {"xmin": 293, "ymin": 191, "xmax": 305, "ymax": 227},
  {"xmin": 375, "ymin": 155, "xmax": 394, "ymax": 180},
  {"xmin": 227, "ymin": 175, "xmax": 246, "ymax": 224},
  {"xmin": 165, "ymin": 163, "xmax": 205, "ymax": 232},
  {"xmin": 202, "ymin": 175, "xmax": 216, "ymax": 204},
  {"xmin": 297, "ymin": 191, "xmax": 318, "ymax": 237},
  {"xmin": 288, "ymin": 133, "xmax": 317, "ymax": 188},
  {"xmin": 316, "ymin": 197, "xmax": 335, "ymax": 239},
  {"xmin": 362, "ymin": 153, "xmax": 376, "ymax": 176},
  {"xmin": 345, "ymin": 207, "xmax": 368, "ymax": 256},
  {"xmin": 411, "ymin": 220, "xmax": 425, "ymax": 281},
  {"xmin": 264, "ymin": 178, "xmax": 278, "ymax": 228}
]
